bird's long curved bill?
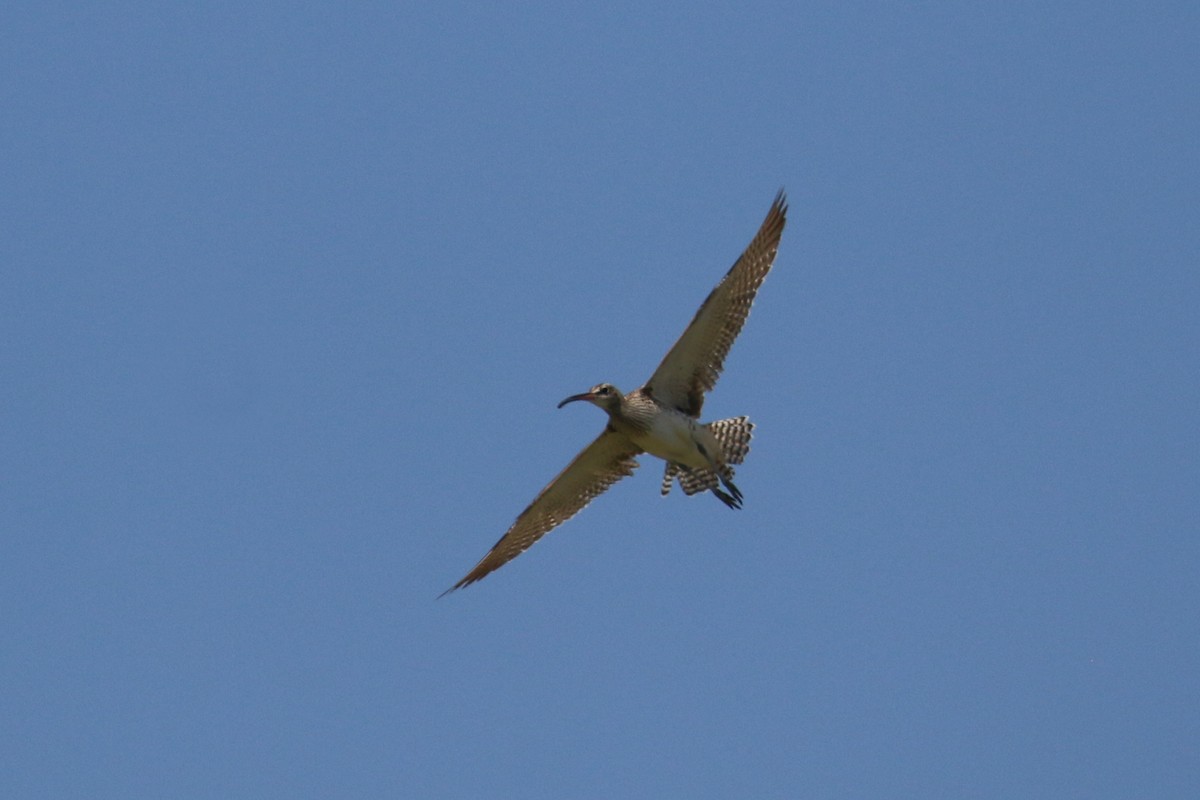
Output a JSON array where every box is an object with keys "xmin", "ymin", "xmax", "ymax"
[{"xmin": 556, "ymin": 392, "xmax": 593, "ymax": 409}]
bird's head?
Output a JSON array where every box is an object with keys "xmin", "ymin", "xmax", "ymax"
[{"xmin": 557, "ymin": 383, "xmax": 624, "ymax": 413}]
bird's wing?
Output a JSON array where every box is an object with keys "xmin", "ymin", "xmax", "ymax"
[
  {"xmin": 642, "ymin": 191, "xmax": 787, "ymax": 417},
  {"xmin": 444, "ymin": 430, "xmax": 642, "ymax": 593}
]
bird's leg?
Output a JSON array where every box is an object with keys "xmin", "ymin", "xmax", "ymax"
[
  {"xmin": 694, "ymin": 438, "xmax": 743, "ymax": 509},
  {"xmin": 711, "ymin": 483, "xmax": 742, "ymax": 510},
  {"xmin": 723, "ymin": 477, "xmax": 743, "ymax": 505},
  {"xmin": 711, "ymin": 486, "xmax": 741, "ymax": 509}
]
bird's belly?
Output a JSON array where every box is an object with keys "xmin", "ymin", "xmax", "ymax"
[{"xmin": 630, "ymin": 413, "xmax": 709, "ymax": 469}]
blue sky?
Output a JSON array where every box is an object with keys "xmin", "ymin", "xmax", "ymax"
[{"xmin": 2, "ymin": 2, "xmax": 1197, "ymax": 797}]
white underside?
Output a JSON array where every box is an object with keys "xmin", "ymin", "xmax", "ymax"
[{"xmin": 629, "ymin": 410, "xmax": 715, "ymax": 471}]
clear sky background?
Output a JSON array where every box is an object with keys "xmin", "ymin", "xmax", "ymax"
[{"xmin": 2, "ymin": 2, "xmax": 1197, "ymax": 798}]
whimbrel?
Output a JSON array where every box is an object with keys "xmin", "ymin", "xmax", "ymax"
[{"xmin": 445, "ymin": 191, "xmax": 788, "ymax": 592}]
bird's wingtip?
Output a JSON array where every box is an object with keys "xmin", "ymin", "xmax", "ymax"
[{"xmin": 438, "ymin": 574, "xmax": 475, "ymax": 598}]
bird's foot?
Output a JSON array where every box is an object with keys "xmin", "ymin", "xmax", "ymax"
[{"xmin": 712, "ymin": 483, "xmax": 743, "ymax": 510}]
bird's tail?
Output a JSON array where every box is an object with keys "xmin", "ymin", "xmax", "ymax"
[{"xmin": 660, "ymin": 416, "xmax": 754, "ymax": 498}]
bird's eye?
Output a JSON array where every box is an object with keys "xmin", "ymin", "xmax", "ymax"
[{"xmin": 597, "ymin": 386, "xmax": 610, "ymax": 395}]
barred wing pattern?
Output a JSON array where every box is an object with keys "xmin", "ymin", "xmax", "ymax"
[
  {"xmin": 446, "ymin": 431, "xmax": 642, "ymax": 592},
  {"xmin": 643, "ymin": 192, "xmax": 787, "ymax": 417}
]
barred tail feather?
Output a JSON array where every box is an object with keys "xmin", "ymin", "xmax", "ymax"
[
  {"xmin": 660, "ymin": 416, "xmax": 754, "ymax": 497},
  {"xmin": 709, "ymin": 416, "xmax": 753, "ymax": 466},
  {"xmin": 660, "ymin": 463, "xmax": 680, "ymax": 496}
]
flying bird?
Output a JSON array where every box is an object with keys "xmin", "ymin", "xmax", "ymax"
[{"xmin": 445, "ymin": 191, "xmax": 788, "ymax": 593}]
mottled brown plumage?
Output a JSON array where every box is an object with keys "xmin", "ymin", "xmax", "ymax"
[
  {"xmin": 445, "ymin": 192, "xmax": 788, "ymax": 593},
  {"xmin": 644, "ymin": 191, "xmax": 788, "ymax": 417}
]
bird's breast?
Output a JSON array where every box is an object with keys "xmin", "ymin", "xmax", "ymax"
[{"xmin": 627, "ymin": 409, "xmax": 708, "ymax": 468}]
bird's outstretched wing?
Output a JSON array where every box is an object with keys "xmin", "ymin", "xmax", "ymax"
[
  {"xmin": 444, "ymin": 430, "xmax": 642, "ymax": 593},
  {"xmin": 642, "ymin": 191, "xmax": 788, "ymax": 417}
]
